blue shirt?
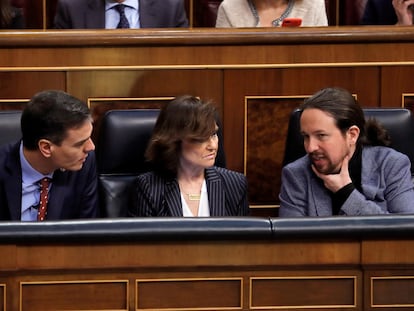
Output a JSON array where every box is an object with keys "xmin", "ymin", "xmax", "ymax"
[
  {"xmin": 19, "ymin": 143, "xmax": 53, "ymax": 221},
  {"xmin": 105, "ymin": 0, "xmax": 140, "ymax": 29}
]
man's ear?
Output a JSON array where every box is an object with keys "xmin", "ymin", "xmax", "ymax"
[
  {"xmin": 38, "ymin": 139, "xmax": 53, "ymax": 158},
  {"xmin": 348, "ymin": 125, "xmax": 360, "ymax": 144}
]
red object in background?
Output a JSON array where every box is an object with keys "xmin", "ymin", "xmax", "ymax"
[{"xmin": 281, "ymin": 17, "xmax": 302, "ymax": 27}]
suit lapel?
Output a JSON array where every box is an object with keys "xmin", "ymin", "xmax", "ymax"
[
  {"xmin": 205, "ymin": 168, "xmax": 226, "ymax": 216},
  {"xmin": 309, "ymin": 174, "xmax": 332, "ymax": 216},
  {"xmin": 139, "ymin": 0, "xmax": 156, "ymax": 27},
  {"xmin": 164, "ymin": 179, "xmax": 183, "ymax": 217},
  {"xmin": 86, "ymin": 0, "xmax": 106, "ymax": 28},
  {"xmin": 360, "ymin": 147, "xmax": 379, "ymax": 199},
  {"xmin": 46, "ymin": 170, "xmax": 67, "ymax": 220}
]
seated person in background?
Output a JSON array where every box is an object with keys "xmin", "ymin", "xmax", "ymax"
[
  {"xmin": 0, "ymin": 0, "xmax": 24, "ymax": 29},
  {"xmin": 215, "ymin": 0, "xmax": 328, "ymax": 27},
  {"xmin": 128, "ymin": 95, "xmax": 250, "ymax": 217},
  {"xmin": 54, "ymin": 0, "xmax": 189, "ymax": 29},
  {"xmin": 279, "ymin": 87, "xmax": 414, "ymax": 217},
  {"xmin": 361, "ymin": 0, "xmax": 414, "ymax": 25},
  {"xmin": 0, "ymin": 90, "xmax": 99, "ymax": 221}
]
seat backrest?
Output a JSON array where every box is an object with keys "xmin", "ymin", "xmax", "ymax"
[
  {"xmin": 96, "ymin": 109, "xmax": 227, "ymax": 218},
  {"xmin": 194, "ymin": 0, "xmax": 223, "ymax": 27},
  {"xmin": 283, "ymin": 108, "xmax": 414, "ymax": 175},
  {"xmin": 96, "ymin": 109, "xmax": 159, "ymax": 218},
  {"xmin": 11, "ymin": 0, "xmax": 24, "ymax": 8},
  {"xmin": 363, "ymin": 109, "xmax": 414, "ymax": 173},
  {"xmin": 339, "ymin": 0, "xmax": 368, "ymax": 25},
  {"xmin": 97, "ymin": 109, "xmax": 160, "ymax": 175},
  {"xmin": 0, "ymin": 111, "xmax": 22, "ymax": 147}
]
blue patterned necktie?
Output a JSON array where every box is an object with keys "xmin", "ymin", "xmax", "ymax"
[{"xmin": 115, "ymin": 4, "xmax": 130, "ymax": 29}]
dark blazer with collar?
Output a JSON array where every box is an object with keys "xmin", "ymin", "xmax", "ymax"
[
  {"xmin": 0, "ymin": 142, "xmax": 99, "ymax": 220},
  {"xmin": 129, "ymin": 166, "xmax": 250, "ymax": 217},
  {"xmin": 54, "ymin": 0, "xmax": 189, "ymax": 29},
  {"xmin": 279, "ymin": 146, "xmax": 414, "ymax": 217},
  {"xmin": 360, "ymin": 0, "xmax": 398, "ymax": 25}
]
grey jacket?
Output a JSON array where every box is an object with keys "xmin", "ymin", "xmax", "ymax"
[{"xmin": 279, "ymin": 146, "xmax": 414, "ymax": 217}]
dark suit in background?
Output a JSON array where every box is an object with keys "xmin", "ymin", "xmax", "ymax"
[
  {"xmin": 129, "ymin": 166, "xmax": 250, "ymax": 217},
  {"xmin": 54, "ymin": 0, "xmax": 189, "ymax": 29},
  {"xmin": 361, "ymin": 0, "xmax": 398, "ymax": 24},
  {"xmin": 0, "ymin": 142, "xmax": 99, "ymax": 220}
]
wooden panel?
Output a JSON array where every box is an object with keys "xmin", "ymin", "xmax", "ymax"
[
  {"xmin": 0, "ymin": 43, "xmax": 407, "ymax": 67},
  {"xmin": 67, "ymin": 70, "xmax": 223, "ymax": 117},
  {"xmin": 0, "ymin": 284, "xmax": 4, "ymax": 311},
  {"xmin": 0, "ymin": 72, "xmax": 65, "ymax": 99},
  {"xmin": 250, "ymin": 276, "xmax": 357, "ymax": 309},
  {"xmin": 136, "ymin": 278, "xmax": 242, "ymax": 310},
  {"xmin": 0, "ymin": 245, "xmax": 17, "ymax": 271},
  {"xmin": 245, "ymin": 96, "xmax": 306, "ymax": 206},
  {"xmin": 371, "ymin": 276, "xmax": 414, "ymax": 308},
  {"xmin": 362, "ymin": 240, "xmax": 414, "ymax": 264},
  {"xmin": 20, "ymin": 280, "xmax": 128, "ymax": 311},
  {"xmin": 68, "ymin": 69, "xmax": 224, "ymax": 145},
  {"xmin": 3, "ymin": 30, "xmax": 414, "ymax": 67},
  {"xmin": 14, "ymin": 240, "xmax": 360, "ymax": 270},
  {"xmin": 381, "ymin": 66, "xmax": 414, "ymax": 109}
]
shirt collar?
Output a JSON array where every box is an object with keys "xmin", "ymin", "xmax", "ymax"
[
  {"xmin": 105, "ymin": 0, "xmax": 138, "ymax": 11},
  {"xmin": 19, "ymin": 142, "xmax": 53, "ymax": 185}
]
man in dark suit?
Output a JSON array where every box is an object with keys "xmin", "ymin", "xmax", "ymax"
[
  {"xmin": 361, "ymin": 0, "xmax": 414, "ymax": 25},
  {"xmin": 0, "ymin": 90, "xmax": 99, "ymax": 221},
  {"xmin": 54, "ymin": 0, "xmax": 189, "ymax": 29}
]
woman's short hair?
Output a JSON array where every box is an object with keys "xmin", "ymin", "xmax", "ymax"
[{"xmin": 145, "ymin": 95, "xmax": 218, "ymax": 176}]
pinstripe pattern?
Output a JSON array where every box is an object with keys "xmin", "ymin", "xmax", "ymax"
[{"xmin": 128, "ymin": 167, "xmax": 249, "ymax": 217}]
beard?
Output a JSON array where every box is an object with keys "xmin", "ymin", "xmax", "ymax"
[{"xmin": 310, "ymin": 153, "xmax": 342, "ymax": 175}]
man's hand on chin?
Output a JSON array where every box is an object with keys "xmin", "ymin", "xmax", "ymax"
[{"xmin": 312, "ymin": 154, "xmax": 353, "ymax": 193}]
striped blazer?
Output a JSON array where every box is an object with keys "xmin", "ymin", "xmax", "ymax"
[{"xmin": 128, "ymin": 166, "xmax": 249, "ymax": 217}]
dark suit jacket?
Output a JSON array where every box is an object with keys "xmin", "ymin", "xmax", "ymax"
[
  {"xmin": 361, "ymin": 0, "xmax": 398, "ymax": 25},
  {"xmin": 129, "ymin": 166, "xmax": 250, "ymax": 217},
  {"xmin": 54, "ymin": 0, "xmax": 189, "ymax": 29},
  {"xmin": 0, "ymin": 142, "xmax": 99, "ymax": 220}
]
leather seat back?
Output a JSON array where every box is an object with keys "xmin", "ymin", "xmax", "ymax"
[
  {"xmin": 96, "ymin": 109, "xmax": 159, "ymax": 218},
  {"xmin": 0, "ymin": 111, "xmax": 22, "ymax": 147}
]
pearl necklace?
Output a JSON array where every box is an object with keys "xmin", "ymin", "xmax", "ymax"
[{"xmin": 248, "ymin": 0, "xmax": 295, "ymax": 27}]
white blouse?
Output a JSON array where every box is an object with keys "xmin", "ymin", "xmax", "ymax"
[{"xmin": 181, "ymin": 180, "xmax": 210, "ymax": 217}]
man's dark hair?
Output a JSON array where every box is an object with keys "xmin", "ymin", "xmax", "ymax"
[
  {"xmin": 300, "ymin": 87, "xmax": 390, "ymax": 147},
  {"xmin": 21, "ymin": 90, "xmax": 91, "ymax": 150}
]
